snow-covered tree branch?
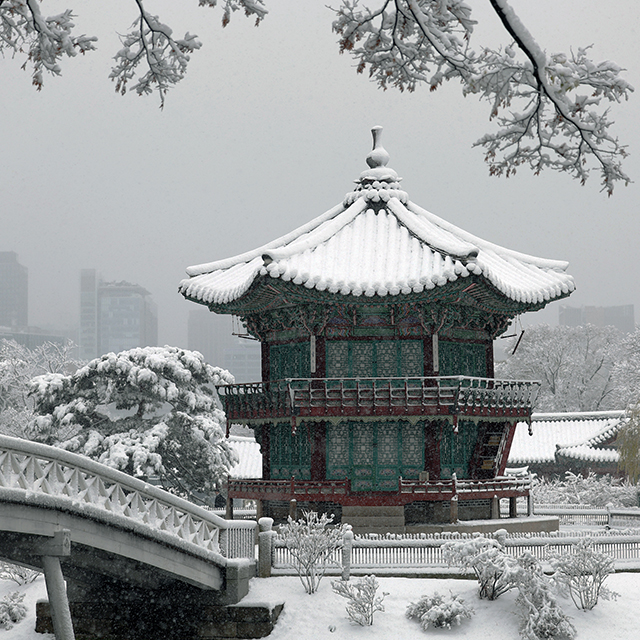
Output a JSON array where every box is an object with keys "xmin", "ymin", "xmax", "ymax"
[
  {"xmin": 496, "ymin": 324, "xmax": 623, "ymax": 412},
  {"xmin": 0, "ymin": 338, "xmax": 79, "ymax": 438},
  {"xmin": 0, "ymin": 1, "xmax": 632, "ymax": 190},
  {"xmin": 29, "ymin": 346, "xmax": 239, "ymax": 503},
  {"xmin": 333, "ymin": 0, "xmax": 633, "ymax": 193},
  {"xmin": 0, "ymin": 0, "xmax": 96, "ymax": 89}
]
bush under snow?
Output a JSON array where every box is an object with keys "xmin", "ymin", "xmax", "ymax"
[
  {"xmin": 406, "ymin": 591, "xmax": 475, "ymax": 631},
  {"xmin": 331, "ymin": 575, "xmax": 387, "ymax": 626},
  {"xmin": 549, "ymin": 538, "xmax": 619, "ymax": 611},
  {"xmin": 279, "ymin": 511, "xmax": 347, "ymax": 594}
]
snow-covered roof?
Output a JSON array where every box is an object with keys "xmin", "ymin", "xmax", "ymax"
[
  {"xmin": 227, "ymin": 434, "xmax": 262, "ymax": 479},
  {"xmin": 508, "ymin": 410, "xmax": 624, "ymax": 466},
  {"xmin": 179, "ymin": 127, "xmax": 575, "ymax": 308}
]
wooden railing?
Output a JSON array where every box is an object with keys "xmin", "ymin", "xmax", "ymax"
[
  {"xmin": 218, "ymin": 376, "xmax": 540, "ymax": 421},
  {"xmin": 229, "ymin": 475, "xmax": 531, "ymax": 505},
  {"xmin": 0, "ymin": 435, "xmax": 256, "ymax": 560}
]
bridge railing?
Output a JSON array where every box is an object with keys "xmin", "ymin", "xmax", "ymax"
[{"xmin": 0, "ymin": 435, "xmax": 256, "ymax": 560}]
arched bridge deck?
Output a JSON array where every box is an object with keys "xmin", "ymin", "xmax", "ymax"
[{"xmin": 0, "ymin": 435, "xmax": 258, "ymax": 640}]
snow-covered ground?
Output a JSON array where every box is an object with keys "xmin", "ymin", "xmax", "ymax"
[{"xmin": 3, "ymin": 571, "xmax": 640, "ymax": 639}]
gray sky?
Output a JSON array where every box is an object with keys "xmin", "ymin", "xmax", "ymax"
[{"xmin": 2, "ymin": 0, "xmax": 639, "ymax": 347}]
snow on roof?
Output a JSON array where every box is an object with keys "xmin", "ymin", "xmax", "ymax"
[
  {"xmin": 179, "ymin": 127, "xmax": 575, "ymax": 307},
  {"xmin": 227, "ymin": 434, "xmax": 262, "ymax": 479},
  {"xmin": 508, "ymin": 410, "xmax": 624, "ymax": 466}
]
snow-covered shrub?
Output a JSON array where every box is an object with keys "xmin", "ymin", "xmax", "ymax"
[
  {"xmin": 549, "ymin": 539, "xmax": 619, "ymax": 610},
  {"xmin": 280, "ymin": 510, "xmax": 347, "ymax": 594},
  {"xmin": 29, "ymin": 346, "xmax": 237, "ymax": 504},
  {"xmin": 533, "ymin": 472, "xmax": 638, "ymax": 507},
  {"xmin": 331, "ymin": 575, "xmax": 387, "ymax": 626},
  {"xmin": 515, "ymin": 553, "xmax": 576, "ymax": 640},
  {"xmin": 0, "ymin": 562, "xmax": 40, "ymax": 586},
  {"xmin": 406, "ymin": 591, "xmax": 474, "ymax": 631},
  {"xmin": 0, "ymin": 592, "xmax": 26, "ymax": 630},
  {"xmin": 442, "ymin": 534, "xmax": 519, "ymax": 600}
]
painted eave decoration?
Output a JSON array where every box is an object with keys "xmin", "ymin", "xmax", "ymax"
[{"xmin": 179, "ymin": 127, "xmax": 575, "ymax": 309}]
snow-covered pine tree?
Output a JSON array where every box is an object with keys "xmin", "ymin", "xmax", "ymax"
[
  {"xmin": 29, "ymin": 345, "xmax": 238, "ymax": 504},
  {"xmin": 0, "ymin": 1, "xmax": 631, "ymax": 190}
]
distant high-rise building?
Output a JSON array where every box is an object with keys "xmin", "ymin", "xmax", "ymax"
[
  {"xmin": 559, "ymin": 304, "xmax": 635, "ymax": 334},
  {"xmin": 0, "ymin": 252, "xmax": 28, "ymax": 329},
  {"xmin": 79, "ymin": 269, "xmax": 158, "ymax": 360},
  {"xmin": 188, "ymin": 308, "xmax": 230, "ymax": 366},
  {"xmin": 187, "ymin": 308, "xmax": 261, "ymax": 383}
]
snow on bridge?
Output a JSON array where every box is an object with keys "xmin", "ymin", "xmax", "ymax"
[{"xmin": 0, "ymin": 435, "xmax": 257, "ymax": 640}]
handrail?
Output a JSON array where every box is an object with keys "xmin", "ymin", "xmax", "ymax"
[
  {"xmin": 0, "ymin": 435, "xmax": 255, "ymax": 559},
  {"xmin": 218, "ymin": 376, "xmax": 540, "ymax": 418}
]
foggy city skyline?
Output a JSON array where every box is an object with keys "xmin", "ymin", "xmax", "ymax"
[{"xmin": 2, "ymin": 1, "xmax": 640, "ymax": 351}]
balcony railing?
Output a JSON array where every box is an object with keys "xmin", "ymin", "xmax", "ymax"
[
  {"xmin": 228, "ymin": 475, "xmax": 532, "ymax": 506},
  {"xmin": 218, "ymin": 376, "xmax": 540, "ymax": 422}
]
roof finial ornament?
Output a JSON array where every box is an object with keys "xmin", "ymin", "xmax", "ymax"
[{"xmin": 366, "ymin": 126, "xmax": 390, "ymax": 168}]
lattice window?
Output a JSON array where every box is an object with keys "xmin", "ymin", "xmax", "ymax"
[
  {"xmin": 327, "ymin": 422, "xmax": 349, "ymax": 478},
  {"xmin": 377, "ymin": 422, "xmax": 398, "ymax": 466},
  {"xmin": 352, "ymin": 343, "xmax": 374, "ymax": 377},
  {"xmin": 439, "ymin": 341, "xmax": 487, "ymax": 377},
  {"xmin": 402, "ymin": 422, "xmax": 423, "ymax": 467},
  {"xmin": 400, "ymin": 341, "xmax": 423, "ymax": 376},
  {"xmin": 376, "ymin": 342, "xmax": 398, "ymax": 377},
  {"xmin": 270, "ymin": 343, "xmax": 311, "ymax": 380},
  {"xmin": 270, "ymin": 422, "xmax": 311, "ymax": 479},
  {"xmin": 440, "ymin": 420, "xmax": 478, "ymax": 479},
  {"xmin": 326, "ymin": 341, "xmax": 349, "ymax": 378},
  {"xmin": 352, "ymin": 422, "xmax": 374, "ymax": 465}
]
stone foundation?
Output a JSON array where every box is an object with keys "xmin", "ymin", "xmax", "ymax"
[{"xmin": 36, "ymin": 599, "xmax": 284, "ymax": 640}]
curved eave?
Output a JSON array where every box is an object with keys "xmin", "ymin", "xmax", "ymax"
[
  {"xmin": 181, "ymin": 272, "xmax": 566, "ymax": 319},
  {"xmin": 179, "ymin": 195, "xmax": 575, "ymax": 311}
]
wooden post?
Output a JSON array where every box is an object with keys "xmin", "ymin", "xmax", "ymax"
[
  {"xmin": 258, "ymin": 517, "xmax": 275, "ymax": 578},
  {"xmin": 491, "ymin": 495, "xmax": 501, "ymax": 519},
  {"xmin": 509, "ymin": 496, "xmax": 518, "ymax": 518}
]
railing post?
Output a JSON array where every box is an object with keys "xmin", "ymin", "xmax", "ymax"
[
  {"xmin": 219, "ymin": 527, "xmax": 229, "ymax": 557},
  {"xmin": 258, "ymin": 517, "xmax": 275, "ymax": 578},
  {"xmin": 341, "ymin": 526, "xmax": 354, "ymax": 581},
  {"xmin": 450, "ymin": 473, "xmax": 458, "ymax": 524},
  {"xmin": 450, "ymin": 495, "xmax": 458, "ymax": 524},
  {"xmin": 289, "ymin": 498, "xmax": 297, "ymax": 521}
]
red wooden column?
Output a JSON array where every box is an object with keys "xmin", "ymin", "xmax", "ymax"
[
  {"xmin": 311, "ymin": 421, "xmax": 326, "ymax": 481},
  {"xmin": 424, "ymin": 420, "xmax": 441, "ymax": 480}
]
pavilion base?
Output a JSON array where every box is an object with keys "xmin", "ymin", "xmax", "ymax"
[
  {"xmin": 259, "ymin": 498, "xmax": 556, "ymax": 535},
  {"xmin": 405, "ymin": 515, "xmax": 559, "ymax": 535}
]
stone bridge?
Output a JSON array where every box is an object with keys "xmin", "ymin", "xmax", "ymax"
[{"xmin": 0, "ymin": 435, "xmax": 268, "ymax": 640}]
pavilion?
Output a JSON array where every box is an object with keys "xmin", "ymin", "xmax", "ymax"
[{"xmin": 179, "ymin": 127, "xmax": 575, "ymax": 529}]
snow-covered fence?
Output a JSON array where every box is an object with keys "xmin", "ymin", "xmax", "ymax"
[
  {"xmin": 533, "ymin": 505, "xmax": 640, "ymax": 527},
  {"xmin": 499, "ymin": 501, "xmax": 640, "ymax": 526},
  {"xmin": 0, "ymin": 435, "xmax": 256, "ymax": 560},
  {"xmin": 261, "ymin": 529, "xmax": 640, "ymax": 577}
]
